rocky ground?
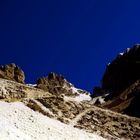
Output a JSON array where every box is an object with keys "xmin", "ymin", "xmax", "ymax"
[{"xmin": 0, "ymin": 78, "xmax": 140, "ymax": 140}]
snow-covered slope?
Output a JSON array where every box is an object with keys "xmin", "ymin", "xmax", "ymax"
[{"xmin": 0, "ymin": 101, "xmax": 105, "ymax": 140}]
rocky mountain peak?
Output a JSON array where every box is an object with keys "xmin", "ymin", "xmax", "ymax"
[
  {"xmin": 0, "ymin": 63, "xmax": 25, "ymax": 83},
  {"xmin": 36, "ymin": 72, "xmax": 91, "ymax": 100},
  {"xmin": 91, "ymin": 44, "xmax": 140, "ymax": 118},
  {"xmin": 37, "ymin": 73, "xmax": 72, "ymax": 94},
  {"xmin": 102, "ymin": 44, "xmax": 140, "ymax": 96},
  {"xmin": 37, "ymin": 72, "xmax": 70, "ymax": 88}
]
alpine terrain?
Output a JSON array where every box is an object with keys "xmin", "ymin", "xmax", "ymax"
[{"xmin": 0, "ymin": 44, "xmax": 140, "ymax": 140}]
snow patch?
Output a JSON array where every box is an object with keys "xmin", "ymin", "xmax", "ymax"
[
  {"xmin": 71, "ymin": 87, "xmax": 79, "ymax": 93},
  {"xmin": 64, "ymin": 93, "xmax": 91, "ymax": 102},
  {"xmin": 119, "ymin": 52, "xmax": 124, "ymax": 56},
  {"xmin": 126, "ymin": 48, "xmax": 130, "ymax": 52},
  {"xmin": 91, "ymin": 94, "xmax": 109, "ymax": 104},
  {"xmin": 107, "ymin": 62, "xmax": 110, "ymax": 66},
  {"xmin": 26, "ymin": 84, "xmax": 37, "ymax": 87},
  {"xmin": 74, "ymin": 94, "xmax": 91, "ymax": 102},
  {"xmin": 0, "ymin": 101, "xmax": 105, "ymax": 140}
]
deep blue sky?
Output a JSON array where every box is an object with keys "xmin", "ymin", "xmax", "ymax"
[{"xmin": 0, "ymin": 0, "xmax": 140, "ymax": 92}]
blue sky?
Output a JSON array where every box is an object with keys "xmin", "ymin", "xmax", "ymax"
[{"xmin": 0, "ymin": 0, "xmax": 140, "ymax": 92}]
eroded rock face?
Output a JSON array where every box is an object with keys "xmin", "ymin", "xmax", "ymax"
[
  {"xmin": 102, "ymin": 45, "xmax": 140, "ymax": 96},
  {"xmin": 0, "ymin": 63, "xmax": 25, "ymax": 83}
]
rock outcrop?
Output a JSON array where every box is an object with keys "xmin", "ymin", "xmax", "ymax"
[
  {"xmin": 37, "ymin": 73, "xmax": 72, "ymax": 95},
  {"xmin": 0, "ymin": 63, "xmax": 25, "ymax": 83},
  {"xmin": 36, "ymin": 72, "xmax": 91, "ymax": 98},
  {"xmin": 92, "ymin": 45, "xmax": 140, "ymax": 118}
]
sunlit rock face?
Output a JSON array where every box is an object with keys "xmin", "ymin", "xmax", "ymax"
[
  {"xmin": 102, "ymin": 44, "xmax": 140, "ymax": 96},
  {"xmin": 36, "ymin": 72, "xmax": 72, "ymax": 95},
  {"xmin": 0, "ymin": 63, "xmax": 25, "ymax": 83},
  {"xmin": 36, "ymin": 72, "xmax": 91, "ymax": 98}
]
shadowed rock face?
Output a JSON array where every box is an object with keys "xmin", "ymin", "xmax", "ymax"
[
  {"xmin": 101, "ymin": 80, "xmax": 140, "ymax": 118},
  {"xmin": 123, "ymin": 83, "xmax": 140, "ymax": 117},
  {"xmin": 92, "ymin": 45, "xmax": 140, "ymax": 118},
  {"xmin": 102, "ymin": 45, "xmax": 140, "ymax": 96},
  {"xmin": 0, "ymin": 63, "xmax": 25, "ymax": 83}
]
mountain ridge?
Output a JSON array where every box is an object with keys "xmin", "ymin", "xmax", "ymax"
[{"xmin": 92, "ymin": 44, "xmax": 140, "ymax": 118}]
